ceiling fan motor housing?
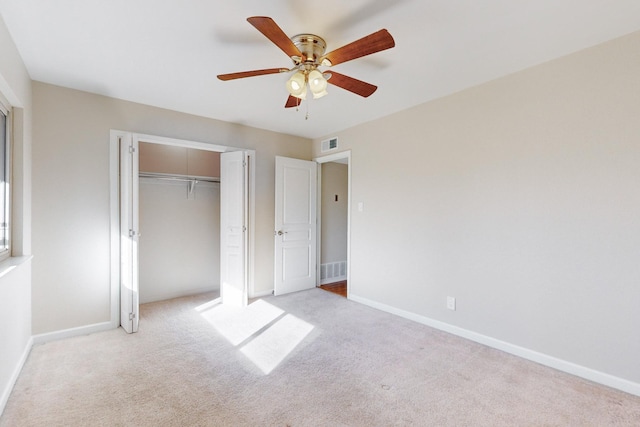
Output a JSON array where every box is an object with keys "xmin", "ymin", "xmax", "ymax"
[{"xmin": 291, "ymin": 34, "xmax": 327, "ymax": 65}]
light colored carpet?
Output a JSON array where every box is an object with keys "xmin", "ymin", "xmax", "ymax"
[{"xmin": 2, "ymin": 288, "xmax": 639, "ymax": 426}]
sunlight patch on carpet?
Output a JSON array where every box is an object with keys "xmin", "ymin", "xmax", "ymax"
[
  {"xmin": 198, "ymin": 299, "xmax": 315, "ymax": 374},
  {"xmin": 240, "ymin": 313, "xmax": 314, "ymax": 374},
  {"xmin": 199, "ymin": 299, "xmax": 283, "ymax": 346}
]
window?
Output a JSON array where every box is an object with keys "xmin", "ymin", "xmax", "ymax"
[{"xmin": 0, "ymin": 102, "xmax": 10, "ymax": 260}]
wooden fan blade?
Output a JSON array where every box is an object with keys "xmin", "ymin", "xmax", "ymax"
[
  {"xmin": 217, "ymin": 68, "xmax": 287, "ymax": 81},
  {"xmin": 285, "ymin": 95, "xmax": 301, "ymax": 108},
  {"xmin": 321, "ymin": 29, "xmax": 395, "ymax": 67},
  {"xmin": 326, "ymin": 71, "xmax": 378, "ymax": 97},
  {"xmin": 247, "ymin": 16, "xmax": 302, "ymax": 59}
]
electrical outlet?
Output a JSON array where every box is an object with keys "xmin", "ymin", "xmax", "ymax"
[{"xmin": 447, "ymin": 296, "xmax": 456, "ymax": 311}]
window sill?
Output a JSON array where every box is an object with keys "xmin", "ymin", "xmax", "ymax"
[{"xmin": 0, "ymin": 255, "xmax": 33, "ymax": 279}]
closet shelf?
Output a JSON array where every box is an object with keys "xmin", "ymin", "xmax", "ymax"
[{"xmin": 139, "ymin": 172, "xmax": 219, "ymax": 183}]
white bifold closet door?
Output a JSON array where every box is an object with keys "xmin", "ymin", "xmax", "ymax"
[
  {"xmin": 120, "ymin": 134, "xmax": 139, "ymax": 333},
  {"xmin": 220, "ymin": 150, "xmax": 249, "ymax": 307}
]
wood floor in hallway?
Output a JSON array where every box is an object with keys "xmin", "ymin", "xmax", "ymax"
[{"xmin": 319, "ymin": 280, "xmax": 347, "ymax": 297}]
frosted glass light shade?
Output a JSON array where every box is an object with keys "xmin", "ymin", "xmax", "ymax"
[
  {"xmin": 286, "ymin": 71, "xmax": 307, "ymax": 99},
  {"xmin": 308, "ymin": 69, "xmax": 328, "ymax": 99}
]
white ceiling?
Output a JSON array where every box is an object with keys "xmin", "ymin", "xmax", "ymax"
[{"xmin": 1, "ymin": 1, "xmax": 640, "ymax": 139}]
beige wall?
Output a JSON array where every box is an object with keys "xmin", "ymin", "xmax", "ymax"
[
  {"xmin": 0, "ymin": 15, "xmax": 33, "ymax": 412},
  {"xmin": 312, "ymin": 31, "xmax": 640, "ymax": 385},
  {"xmin": 32, "ymin": 82, "xmax": 311, "ymax": 334},
  {"xmin": 321, "ymin": 162, "xmax": 348, "ymax": 264},
  {"xmin": 139, "ymin": 179, "xmax": 220, "ymax": 304}
]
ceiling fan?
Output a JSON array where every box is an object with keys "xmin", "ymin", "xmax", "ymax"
[{"xmin": 217, "ymin": 16, "xmax": 395, "ymax": 108}]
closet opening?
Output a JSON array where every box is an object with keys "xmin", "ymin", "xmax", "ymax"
[
  {"xmin": 111, "ymin": 130, "xmax": 255, "ymax": 333},
  {"xmin": 138, "ymin": 142, "xmax": 221, "ymax": 305}
]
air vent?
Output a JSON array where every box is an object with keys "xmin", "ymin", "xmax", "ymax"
[
  {"xmin": 320, "ymin": 261, "xmax": 347, "ymax": 284},
  {"xmin": 321, "ymin": 137, "xmax": 339, "ymax": 152}
]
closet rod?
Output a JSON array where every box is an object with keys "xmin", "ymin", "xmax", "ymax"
[{"xmin": 139, "ymin": 172, "xmax": 220, "ymax": 183}]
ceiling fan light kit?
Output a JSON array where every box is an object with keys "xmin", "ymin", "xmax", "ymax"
[
  {"xmin": 217, "ymin": 16, "xmax": 395, "ymax": 111},
  {"xmin": 286, "ymin": 68, "xmax": 329, "ymax": 100}
]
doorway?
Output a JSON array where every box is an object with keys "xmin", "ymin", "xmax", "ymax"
[{"xmin": 315, "ymin": 151, "xmax": 351, "ymax": 298}]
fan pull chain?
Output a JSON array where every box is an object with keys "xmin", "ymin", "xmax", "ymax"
[{"xmin": 305, "ymin": 98, "xmax": 310, "ymax": 120}]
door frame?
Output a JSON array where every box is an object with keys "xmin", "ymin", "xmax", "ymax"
[
  {"xmin": 313, "ymin": 150, "xmax": 351, "ymax": 298},
  {"xmin": 109, "ymin": 130, "xmax": 255, "ymax": 329}
]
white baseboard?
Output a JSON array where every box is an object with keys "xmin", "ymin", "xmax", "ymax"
[
  {"xmin": 139, "ymin": 286, "xmax": 219, "ymax": 305},
  {"xmin": 349, "ymin": 293, "xmax": 640, "ymax": 397},
  {"xmin": 32, "ymin": 321, "xmax": 117, "ymax": 345},
  {"xmin": 1, "ymin": 336, "xmax": 33, "ymax": 415},
  {"xmin": 251, "ymin": 289, "xmax": 274, "ymax": 298}
]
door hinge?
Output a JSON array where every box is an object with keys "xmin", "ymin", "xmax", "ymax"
[
  {"xmin": 129, "ymin": 312, "xmax": 136, "ymax": 320},
  {"xmin": 129, "ymin": 229, "xmax": 136, "ymax": 238},
  {"xmin": 242, "ymin": 226, "xmax": 247, "ymax": 232},
  {"xmin": 129, "ymin": 145, "xmax": 136, "ymax": 154}
]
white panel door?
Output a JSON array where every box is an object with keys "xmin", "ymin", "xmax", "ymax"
[
  {"xmin": 274, "ymin": 156, "xmax": 317, "ymax": 295},
  {"xmin": 220, "ymin": 151, "xmax": 248, "ymax": 307},
  {"xmin": 120, "ymin": 134, "xmax": 139, "ymax": 333}
]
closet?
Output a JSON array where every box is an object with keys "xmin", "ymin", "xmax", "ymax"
[{"xmin": 138, "ymin": 142, "xmax": 221, "ymax": 304}]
